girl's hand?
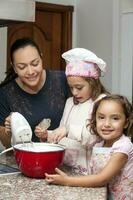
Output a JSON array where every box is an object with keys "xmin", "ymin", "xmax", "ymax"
[
  {"xmin": 48, "ymin": 126, "xmax": 67, "ymax": 143},
  {"xmin": 4, "ymin": 115, "xmax": 11, "ymax": 134},
  {"xmin": 45, "ymin": 168, "xmax": 68, "ymax": 185},
  {"xmin": 34, "ymin": 126, "xmax": 48, "ymax": 142}
]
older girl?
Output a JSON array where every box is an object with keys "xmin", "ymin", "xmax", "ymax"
[{"xmin": 35, "ymin": 48, "xmax": 109, "ymax": 175}]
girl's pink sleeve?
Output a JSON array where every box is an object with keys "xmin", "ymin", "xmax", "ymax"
[{"xmin": 111, "ymin": 136, "xmax": 133, "ymax": 158}]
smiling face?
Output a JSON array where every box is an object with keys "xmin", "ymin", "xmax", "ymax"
[
  {"xmin": 13, "ymin": 45, "xmax": 44, "ymax": 93},
  {"xmin": 67, "ymin": 76, "xmax": 92, "ymax": 103},
  {"xmin": 96, "ymin": 100, "xmax": 128, "ymax": 146}
]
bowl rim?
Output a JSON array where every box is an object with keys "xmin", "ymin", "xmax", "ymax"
[{"xmin": 13, "ymin": 142, "xmax": 65, "ymax": 153}]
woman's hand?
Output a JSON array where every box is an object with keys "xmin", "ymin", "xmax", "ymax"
[
  {"xmin": 48, "ymin": 126, "xmax": 67, "ymax": 143},
  {"xmin": 45, "ymin": 168, "xmax": 68, "ymax": 185},
  {"xmin": 34, "ymin": 126, "xmax": 48, "ymax": 142},
  {"xmin": 4, "ymin": 115, "xmax": 11, "ymax": 134}
]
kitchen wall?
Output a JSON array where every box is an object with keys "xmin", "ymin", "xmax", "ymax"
[
  {"xmin": 35, "ymin": 0, "xmax": 75, "ymax": 5},
  {"xmin": 76, "ymin": 0, "xmax": 113, "ymax": 93},
  {"xmin": 76, "ymin": 0, "xmax": 133, "ymax": 102},
  {"xmin": 0, "ymin": 0, "xmax": 133, "ymax": 102},
  {"xmin": 120, "ymin": 7, "xmax": 133, "ymax": 103},
  {"xmin": 0, "ymin": 27, "xmax": 7, "ymax": 82}
]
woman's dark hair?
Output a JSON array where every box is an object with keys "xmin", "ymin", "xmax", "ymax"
[
  {"xmin": 90, "ymin": 94, "xmax": 133, "ymax": 143},
  {"xmin": 0, "ymin": 37, "xmax": 42, "ymax": 87}
]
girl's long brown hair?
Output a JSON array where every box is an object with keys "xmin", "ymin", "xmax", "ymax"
[{"xmin": 85, "ymin": 77, "xmax": 109, "ymax": 101}]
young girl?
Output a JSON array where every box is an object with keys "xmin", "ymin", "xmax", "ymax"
[
  {"xmin": 35, "ymin": 48, "xmax": 108, "ymax": 175},
  {"xmin": 45, "ymin": 94, "xmax": 133, "ymax": 200}
]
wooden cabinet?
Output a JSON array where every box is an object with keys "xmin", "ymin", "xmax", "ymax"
[{"xmin": 7, "ymin": 2, "xmax": 73, "ymax": 71}]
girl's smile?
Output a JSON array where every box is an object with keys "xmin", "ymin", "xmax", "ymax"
[{"xmin": 101, "ymin": 128, "xmax": 114, "ymax": 134}]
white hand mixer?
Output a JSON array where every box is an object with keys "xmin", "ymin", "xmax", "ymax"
[
  {"xmin": 0, "ymin": 112, "xmax": 51, "ymax": 155},
  {"xmin": 0, "ymin": 112, "xmax": 32, "ymax": 155},
  {"xmin": 11, "ymin": 112, "xmax": 32, "ymax": 145}
]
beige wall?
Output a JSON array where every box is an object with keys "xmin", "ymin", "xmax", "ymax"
[
  {"xmin": 0, "ymin": 27, "xmax": 7, "ymax": 82},
  {"xmin": 76, "ymin": 0, "xmax": 113, "ymax": 91},
  {"xmin": 35, "ymin": 0, "xmax": 75, "ymax": 5}
]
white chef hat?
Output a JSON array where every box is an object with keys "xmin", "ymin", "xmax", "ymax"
[{"xmin": 62, "ymin": 48, "xmax": 107, "ymax": 79}]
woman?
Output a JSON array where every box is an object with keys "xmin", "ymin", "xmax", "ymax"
[{"xmin": 0, "ymin": 37, "xmax": 70, "ymax": 148}]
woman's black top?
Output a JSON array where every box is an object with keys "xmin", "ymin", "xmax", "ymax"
[{"xmin": 0, "ymin": 70, "xmax": 70, "ymax": 141}]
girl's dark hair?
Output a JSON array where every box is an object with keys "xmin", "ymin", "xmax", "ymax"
[
  {"xmin": 90, "ymin": 94, "xmax": 133, "ymax": 143},
  {"xmin": 0, "ymin": 37, "xmax": 42, "ymax": 87}
]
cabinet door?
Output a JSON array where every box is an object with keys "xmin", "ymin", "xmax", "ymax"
[{"xmin": 7, "ymin": 2, "xmax": 73, "ymax": 70}]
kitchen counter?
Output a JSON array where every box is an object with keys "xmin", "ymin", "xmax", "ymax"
[{"xmin": 0, "ymin": 153, "xmax": 107, "ymax": 200}]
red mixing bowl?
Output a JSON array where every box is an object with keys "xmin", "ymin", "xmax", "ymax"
[{"xmin": 13, "ymin": 143, "xmax": 65, "ymax": 178}]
